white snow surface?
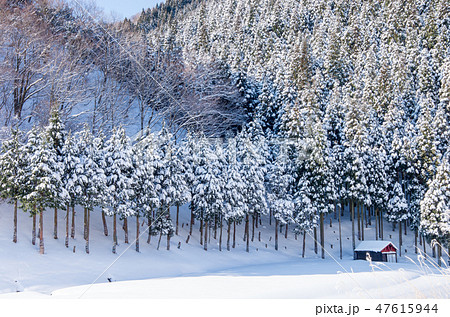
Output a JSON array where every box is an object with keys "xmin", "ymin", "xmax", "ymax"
[
  {"xmin": 0, "ymin": 203, "xmax": 449, "ymax": 299},
  {"xmin": 354, "ymin": 240, "xmax": 398, "ymax": 252}
]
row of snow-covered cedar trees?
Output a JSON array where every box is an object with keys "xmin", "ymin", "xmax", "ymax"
[{"xmin": 0, "ymin": 110, "xmax": 448, "ymax": 263}]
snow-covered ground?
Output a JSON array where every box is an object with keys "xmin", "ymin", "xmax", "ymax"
[{"xmin": 0, "ymin": 203, "xmax": 448, "ymax": 298}]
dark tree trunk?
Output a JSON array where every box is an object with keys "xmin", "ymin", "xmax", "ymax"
[
  {"xmin": 39, "ymin": 207, "xmax": 44, "ymax": 254},
  {"xmin": 380, "ymin": 210, "xmax": 384, "ymax": 240},
  {"xmin": 275, "ymin": 219, "xmax": 279, "ymax": 251},
  {"xmin": 200, "ymin": 210, "xmax": 203, "ymax": 246},
  {"xmin": 214, "ymin": 214, "xmax": 217, "ymax": 240},
  {"xmin": 32, "ymin": 213, "xmax": 36, "ymax": 245},
  {"xmin": 54, "ymin": 207, "xmax": 58, "ymax": 239},
  {"xmin": 84, "ymin": 207, "xmax": 87, "ymax": 240},
  {"xmin": 339, "ymin": 204, "xmax": 342, "ymax": 260},
  {"xmin": 123, "ymin": 217, "xmax": 129, "ymax": 244},
  {"xmin": 113, "ymin": 214, "xmax": 117, "ymax": 254},
  {"xmin": 176, "ymin": 204, "xmax": 179, "ymax": 236},
  {"xmin": 232, "ymin": 221, "xmax": 236, "ymax": 249},
  {"xmin": 398, "ymin": 221, "xmax": 402, "ymax": 257},
  {"xmin": 423, "ymin": 235, "xmax": 427, "ymax": 258},
  {"xmin": 136, "ymin": 214, "xmax": 140, "ymax": 252},
  {"xmin": 320, "ymin": 212, "xmax": 325, "ymax": 259},
  {"xmin": 437, "ymin": 244, "xmax": 442, "ymax": 266},
  {"xmin": 189, "ymin": 203, "xmax": 194, "ymax": 236},
  {"xmin": 314, "ymin": 226, "xmax": 318, "ymax": 254},
  {"xmin": 378, "ymin": 209, "xmax": 382, "ymax": 239},
  {"xmin": 227, "ymin": 220, "xmax": 231, "ymax": 251},
  {"xmin": 167, "ymin": 208, "xmax": 171, "ymax": 251},
  {"xmin": 364, "ymin": 205, "xmax": 367, "ymax": 228},
  {"xmin": 414, "ymin": 229, "xmax": 418, "ymax": 254},
  {"xmin": 357, "ymin": 203, "xmax": 361, "ymax": 240},
  {"xmin": 85, "ymin": 209, "xmax": 90, "ymax": 254},
  {"xmin": 204, "ymin": 221, "xmax": 208, "ymax": 251},
  {"xmin": 219, "ymin": 217, "xmax": 222, "ymax": 251},
  {"xmin": 71, "ymin": 206, "xmax": 75, "ymax": 239},
  {"xmin": 269, "ymin": 209, "xmax": 272, "ymax": 226},
  {"xmin": 65, "ymin": 205, "xmax": 70, "ymax": 248},
  {"xmin": 251, "ymin": 215, "xmax": 255, "ymax": 242},
  {"xmin": 361, "ymin": 205, "xmax": 364, "ymax": 241},
  {"xmin": 245, "ymin": 214, "xmax": 249, "ymax": 252},
  {"xmin": 167, "ymin": 231, "xmax": 171, "ymax": 251},
  {"xmin": 302, "ymin": 231, "xmax": 306, "ymax": 258},
  {"xmin": 147, "ymin": 214, "xmax": 152, "ymax": 244},
  {"xmin": 157, "ymin": 231, "xmax": 162, "ymax": 250},
  {"xmin": 375, "ymin": 208, "xmax": 378, "ymax": 240},
  {"xmin": 208, "ymin": 220, "xmax": 211, "ymax": 243},
  {"xmin": 102, "ymin": 211, "xmax": 108, "ymax": 236},
  {"xmin": 285, "ymin": 223, "xmax": 288, "ymax": 239},
  {"xmin": 351, "ymin": 199, "xmax": 355, "ymax": 250},
  {"xmin": 13, "ymin": 199, "xmax": 17, "ymax": 243}
]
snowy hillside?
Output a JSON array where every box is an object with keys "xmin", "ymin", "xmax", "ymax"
[
  {"xmin": 0, "ymin": 202, "xmax": 448, "ymax": 298},
  {"xmin": 1, "ymin": 0, "xmax": 449, "ymax": 304}
]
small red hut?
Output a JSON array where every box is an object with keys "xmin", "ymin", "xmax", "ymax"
[{"xmin": 354, "ymin": 241, "xmax": 398, "ymax": 262}]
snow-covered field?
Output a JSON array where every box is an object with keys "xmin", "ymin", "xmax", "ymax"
[{"xmin": 0, "ymin": 203, "xmax": 449, "ymax": 299}]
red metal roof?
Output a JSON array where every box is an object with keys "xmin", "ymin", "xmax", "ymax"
[{"xmin": 381, "ymin": 244, "xmax": 397, "ymax": 253}]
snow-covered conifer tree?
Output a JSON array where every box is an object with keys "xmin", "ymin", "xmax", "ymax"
[
  {"xmin": 433, "ymin": 105, "xmax": 449, "ymax": 160},
  {"xmin": 414, "ymin": 98, "xmax": 439, "ymax": 182},
  {"xmin": 103, "ymin": 126, "xmax": 133, "ymax": 253},
  {"xmin": 43, "ymin": 109, "xmax": 68, "ymax": 240},
  {"xmin": 324, "ymin": 87, "xmax": 347, "ymax": 257},
  {"xmin": 420, "ymin": 157, "xmax": 450, "ymax": 266},
  {"xmin": 74, "ymin": 126, "xmax": 106, "ymax": 253},
  {"xmin": 61, "ymin": 132, "xmax": 80, "ymax": 247},
  {"xmin": 266, "ymin": 139, "xmax": 295, "ymax": 251},
  {"xmin": 342, "ymin": 94, "xmax": 370, "ymax": 250},
  {"xmin": 387, "ymin": 182, "xmax": 409, "ymax": 255},
  {"xmin": 0, "ymin": 128, "xmax": 24, "ymax": 243},
  {"xmin": 130, "ymin": 129, "xmax": 157, "ymax": 252},
  {"xmin": 192, "ymin": 138, "xmax": 226, "ymax": 251},
  {"xmin": 21, "ymin": 126, "xmax": 68, "ymax": 254},
  {"xmin": 152, "ymin": 127, "xmax": 175, "ymax": 250},
  {"xmin": 236, "ymin": 123, "xmax": 267, "ymax": 252},
  {"xmin": 297, "ymin": 118, "xmax": 335, "ymax": 258},
  {"xmin": 223, "ymin": 137, "xmax": 246, "ymax": 251},
  {"xmin": 18, "ymin": 127, "xmax": 40, "ymax": 246},
  {"xmin": 293, "ymin": 176, "xmax": 319, "ymax": 258},
  {"xmin": 179, "ymin": 131, "xmax": 200, "ymax": 237},
  {"xmin": 170, "ymin": 139, "xmax": 191, "ymax": 237}
]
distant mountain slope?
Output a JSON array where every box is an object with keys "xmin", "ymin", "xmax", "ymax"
[
  {"xmin": 134, "ymin": 0, "xmax": 449, "ymax": 135},
  {"xmin": 135, "ymin": 0, "xmax": 205, "ymax": 32}
]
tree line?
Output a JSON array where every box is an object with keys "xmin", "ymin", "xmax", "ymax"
[
  {"xmin": 0, "ymin": 0, "xmax": 448, "ymax": 264},
  {"xmin": 0, "ymin": 109, "xmax": 448, "ymax": 265}
]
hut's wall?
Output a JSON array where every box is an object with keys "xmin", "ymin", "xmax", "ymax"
[{"xmin": 354, "ymin": 251, "xmax": 384, "ymax": 261}]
